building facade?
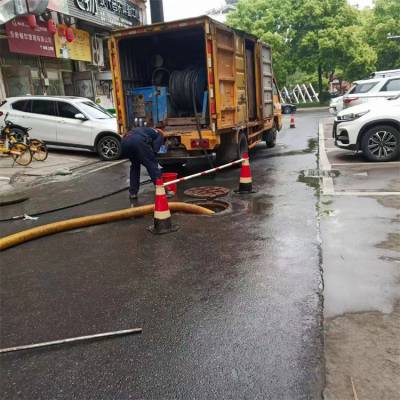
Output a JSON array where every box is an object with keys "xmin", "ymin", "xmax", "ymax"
[{"xmin": 0, "ymin": 0, "xmax": 147, "ymax": 110}]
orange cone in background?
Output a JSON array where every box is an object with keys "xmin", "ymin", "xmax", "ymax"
[
  {"xmin": 148, "ymin": 179, "xmax": 179, "ymax": 234},
  {"xmin": 235, "ymin": 153, "xmax": 256, "ymax": 194},
  {"xmin": 290, "ymin": 113, "xmax": 296, "ymax": 128}
]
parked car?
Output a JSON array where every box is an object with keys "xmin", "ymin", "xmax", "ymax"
[
  {"xmin": 0, "ymin": 96, "xmax": 121, "ymax": 160},
  {"xmin": 369, "ymin": 69, "xmax": 400, "ymax": 79},
  {"xmin": 329, "ymin": 95, "xmax": 344, "ymax": 115},
  {"xmin": 333, "ymin": 96, "xmax": 400, "ymax": 162},
  {"xmin": 281, "ymin": 103, "xmax": 297, "ymax": 114},
  {"xmin": 342, "ymin": 76, "xmax": 400, "ymax": 109}
]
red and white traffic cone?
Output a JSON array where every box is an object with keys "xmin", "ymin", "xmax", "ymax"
[
  {"xmin": 235, "ymin": 153, "xmax": 256, "ymax": 194},
  {"xmin": 290, "ymin": 113, "xmax": 296, "ymax": 128},
  {"xmin": 148, "ymin": 179, "xmax": 179, "ymax": 234}
]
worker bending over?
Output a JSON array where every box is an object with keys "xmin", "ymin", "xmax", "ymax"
[{"xmin": 122, "ymin": 126, "xmax": 167, "ymax": 201}]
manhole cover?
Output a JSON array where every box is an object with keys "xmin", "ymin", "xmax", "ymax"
[{"xmin": 184, "ymin": 186, "xmax": 230, "ymax": 199}]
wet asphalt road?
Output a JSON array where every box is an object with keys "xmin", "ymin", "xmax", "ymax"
[{"xmin": 1, "ymin": 112, "xmax": 325, "ymax": 399}]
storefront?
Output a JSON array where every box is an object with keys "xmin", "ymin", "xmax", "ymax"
[{"xmin": 0, "ymin": 0, "xmax": 146, "ymax": 110}]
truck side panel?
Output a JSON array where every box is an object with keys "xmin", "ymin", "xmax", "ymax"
[
  {"xmin": 213, "ymin": 25, "xmax": 236, "ymax": 129},
  {"xmin": 235, "ymin": 35, "xmax": 247, "ymax": 126},
  {"xmin": 260, "ymin": 44, "xmax": 273, "ymax": 119}
]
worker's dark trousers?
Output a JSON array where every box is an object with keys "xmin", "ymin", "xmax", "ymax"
[{"xmin": 122, "ymin": 136, "xmax": 161, "ymax": 195}]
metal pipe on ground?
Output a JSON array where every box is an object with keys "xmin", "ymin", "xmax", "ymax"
[
  {"xmin": 0, "ymin": 328, "xmax": 142, "ymax": 354},
  {"xmin": 0, "ymin": 203, "xmax": 214, "ymax": 251}
]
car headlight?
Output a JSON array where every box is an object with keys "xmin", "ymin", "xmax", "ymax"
[{"xmin": 337, "ymin": 110, "xmax": 370, "ymax": 121}]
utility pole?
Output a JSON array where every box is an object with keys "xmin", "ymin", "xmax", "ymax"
[{"xmin": 150, "ymin": 0, "xmax": 164, "ymax": 23}]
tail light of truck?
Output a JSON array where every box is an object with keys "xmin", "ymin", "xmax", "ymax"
[
  {"xmin": 210, "ymin": 101, "xmax": 216, "ymax": 115},
  {"xmin": 191, "ymin": 139, "xmax": 210, "ymax": 149},
  {"xmin": 344, "ymin": 97, "xmax": 358, "ymax": 104}
]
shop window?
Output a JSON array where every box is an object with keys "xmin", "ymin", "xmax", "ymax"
[
  {"xmin": 47, "ymin": 70, "xmax": 65, "ymax": 96},
  {"xmin": 31, "ymin": 100, "xmax": 57, "ymax": 116},
  {"xmin": 57, "ymin": 102, "xmax": 80, "ymax": 119},
  {"xmin": 31, "ymin": 69, "xmax": 42, "ymax": 95}
]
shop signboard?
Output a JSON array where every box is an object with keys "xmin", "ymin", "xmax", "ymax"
[
  {"xmin": 67, "ymin": 0, "xmax": 141, "ymax": 28},
  {"xmin": 54, "ymin": 25, "xmax": 92, "ymax": 62},
  {"xmin": 5, "ymin": 18, "xmax": 56, "ymax": 58},
  {"xmin": 47, "ymin": 0, "xmax": 70, "ymax": 13}
]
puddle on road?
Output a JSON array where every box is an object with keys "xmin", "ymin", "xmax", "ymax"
[
  {"xmin": 247, "ymin": 194, "xmax": 274, "ymax": 215},
  {"xmin": 323, "ymin": 196, "xmax": 400, "ymax": 318}
]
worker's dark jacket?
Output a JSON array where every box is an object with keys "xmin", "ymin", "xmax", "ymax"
[
  {"xmin": 121, "ymin": 127, "xmax": 163, "ymax": 195},
  {"xmin": 122, "ymin": 127, "xmax": 163, "ymax": 155}
]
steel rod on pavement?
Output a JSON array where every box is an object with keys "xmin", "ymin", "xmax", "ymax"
[
  {"xmin": 0, "ymin": 328, "xmax": 142, "ymax": 354},
  {"xmin": 163, "ymin": 158, "xmax": 244, "ymax": 187}
]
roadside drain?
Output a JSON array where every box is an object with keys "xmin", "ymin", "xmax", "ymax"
[{"xmin": 186, "ymin": 199, "xmax": 230, "ymax": 214}]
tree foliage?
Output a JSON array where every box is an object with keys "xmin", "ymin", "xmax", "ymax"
[{"xmin": 227, "ymin": 0, "xmax": 398, "ymax": 89}]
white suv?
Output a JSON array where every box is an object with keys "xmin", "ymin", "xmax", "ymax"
[
  {"xmin": 342, "ymin": 76, "xmax": 400, "ymax": 109},
  {"xmin": 333, "ymin": 97, "xmax": 400, "ymax": 162},
  {"xmin": 0, "ymin": 96, "xmax": 121, "ymax": 160}
]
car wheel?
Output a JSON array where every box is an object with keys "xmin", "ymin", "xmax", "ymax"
[
  {"xmin": 97, "ymin": 135, "xmax": 121, "ymax": 161},
  {"xmin": 361, "ymin": 125, "xmax": 400, "ymax": 162}
]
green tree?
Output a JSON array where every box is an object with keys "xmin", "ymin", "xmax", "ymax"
[
  {"xmin": 227, "ymin": 0, "xmax": 294, "ymax": 84},
  {"xmin": 367, "ymin": 0, "xmax": 400, "ymax": 70},
  {"xmin": 227, "ymin": 0, "xmax": 377, "ymax": 91}
]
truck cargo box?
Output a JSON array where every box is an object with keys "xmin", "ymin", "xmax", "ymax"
[{"xmin": 109, "ymin": 16, "xmax": 282, "ymax": 163}]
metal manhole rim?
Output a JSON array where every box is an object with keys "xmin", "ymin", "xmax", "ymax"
[{"xmin": 184, "ymin": 186, "xmax": 230, "ymax": 199}]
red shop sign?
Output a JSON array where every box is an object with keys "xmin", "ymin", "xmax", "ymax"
[{"xmin": 5, "ymin": 18, "xmax": 56, "ymax": 58}]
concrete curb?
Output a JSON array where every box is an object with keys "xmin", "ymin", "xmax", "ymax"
[
  {"xmin": 318, "ymin": 121, "xmax": 334, "ymax": 196},
  {"xmin": 298, "ymin": 107, "xmax": 329, "ymax": 112}
]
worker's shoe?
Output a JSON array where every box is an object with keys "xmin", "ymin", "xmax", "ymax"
[{"xmin": 129, "ymin": 194, "xmax": 138, "ymax": 206}]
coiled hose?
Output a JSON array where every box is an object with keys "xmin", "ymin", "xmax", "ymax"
[
  {"xmin": 169, "ymin": 68, "xmax": 206, "ymax": 111},
  {"xmin": 169, "ymin": 67, "xmax": 214, "ymax": 170}
]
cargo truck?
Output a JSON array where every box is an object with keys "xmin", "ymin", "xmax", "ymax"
[{"xmin": 109, "ymin": 16, "xmax": 282, "ymax": 164}]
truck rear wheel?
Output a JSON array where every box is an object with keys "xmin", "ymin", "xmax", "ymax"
[{"xmin": 265, "ymin": 123, "xmax": 277, "ymax": 148}]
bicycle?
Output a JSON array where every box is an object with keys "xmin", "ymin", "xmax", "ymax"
[
  {"xmin": 3, "ymin": 113, "xmax": 48, "ymax": 161},
  {"xmin": 0, "ymin": 124, "xmax": 32, "ymax": 166}
]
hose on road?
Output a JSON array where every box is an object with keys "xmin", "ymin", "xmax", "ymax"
[
  {"xmin": 0, "ymin": 179, "xmax": 153, "ymax": 222},
  {"xmin": 0, "ymin": 202, "xmax": 214, "ymax": 251}
]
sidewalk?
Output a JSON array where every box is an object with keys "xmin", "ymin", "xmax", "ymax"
[
  {"xmin": 0, "ymin": 150, "xmax": 133, "ymax": 220},
  {"xmin": 319, "ymin": 120, "xmax": 400, "ymax": 399}
]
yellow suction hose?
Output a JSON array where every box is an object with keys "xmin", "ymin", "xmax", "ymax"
[{"xmin": 0, "ymin": 202, "xmax": 214, "ymax": 251}]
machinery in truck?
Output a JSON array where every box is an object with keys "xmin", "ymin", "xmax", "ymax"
[{"xmin": 109, "ymin": 16, "xmax": 282, "ymax": 165}]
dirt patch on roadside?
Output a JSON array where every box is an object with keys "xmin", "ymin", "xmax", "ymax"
[{"xmin": 324, "ymin": 304, "xmax": 400, "ymax": 400}]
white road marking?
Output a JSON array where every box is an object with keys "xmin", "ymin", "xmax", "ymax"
[
  {"xmin": 332, "ymin": 161, "xmax": 400, "ymax": 166},
  {"xmin": 333, "ymin": 192, "xmax": 400, "ymax": 196}
]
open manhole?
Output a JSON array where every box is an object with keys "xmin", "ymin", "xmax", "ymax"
[
  {"xmin": 186, "ymin": 199, "xmax": 230, "ymax": 213},
  {"xmin": 184, "ymin": 186, "xmax": 230, "ymax": 199}
]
